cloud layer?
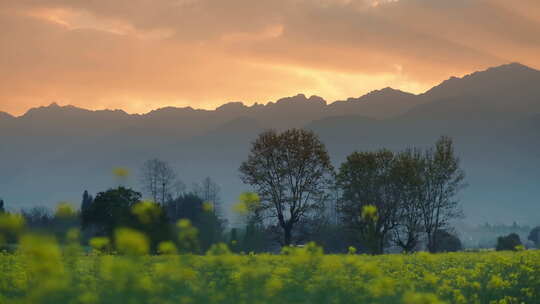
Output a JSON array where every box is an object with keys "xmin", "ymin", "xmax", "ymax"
[{"xmin": 1, "ymin": 0, "xmax": 540, "ymax": 115}]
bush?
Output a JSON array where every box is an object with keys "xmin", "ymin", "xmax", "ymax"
[
  {"xmin": 496, "ymin": 233, "xmax": 522, "ymax": 251},
  {"xmin": 433, "ymin": 230, "xmax": 462, "ymax": 252},
  {"xmin": 528, "ymin": 226, "xmax": 540, "ymax": 248}
]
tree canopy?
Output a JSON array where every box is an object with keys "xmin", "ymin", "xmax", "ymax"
[{"xmin": 239, "ymin": 129, "xmax": 334, "ymax": 246}]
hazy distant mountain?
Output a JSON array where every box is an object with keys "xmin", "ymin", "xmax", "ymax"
[
  {"xmin": 0, "ymin": 112, "xmax": 13, "ymax": 119},
  {"xmin": 405, "ymin": 63, "xmax": 540, "ymax": 120},
  {"xmin": 328, "ymin": 88, "xmax": 420, "ymax": 119},
  {"xmin": 1, "ymin": 63, "xmax": 539, "ymax": 225}
]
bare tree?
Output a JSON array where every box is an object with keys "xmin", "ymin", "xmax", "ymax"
[
  {"xmin": 140, "ymin": 158, "xmax": 177, "ymax": 205},
  {"xmin": 239, "ymin": 129, "xmax": 334, "ymax": 246},
  {"xmin": 173, "ymin": 180, "xmax": 187, "ymax": 199},
  {"xmin": 193, "ymin": 177, "xmax": 221, "ymax": 215},
  {"xmin": 420, "ymin": 136, "xmax": 466, "ymax": 253}
]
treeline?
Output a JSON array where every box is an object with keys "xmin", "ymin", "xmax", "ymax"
[
  {"xmin": 459, "ymin": 222, "xmax": 536, "ymax": 249},
  {"xmin": 6, "ymin": 177, "xmax": 228, "ymax": 253},
  {"xmin": 237, "ymin": 129, "xmax": 467, "ymax": 254},
  {"xmin": 1, "ymin": 128, "xmax": 538, "ymax": 254}
]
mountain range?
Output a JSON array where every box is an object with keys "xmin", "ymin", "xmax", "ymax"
[{"xmin": 1, "ymin": 63, "xmax": 539, "ymax": 225}]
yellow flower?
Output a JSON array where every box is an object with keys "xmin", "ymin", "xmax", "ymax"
[
  {"xmin": 232, "ymin": 192, "xmax": 260, "ymax": 215},
  {"xmin": 158, "ymin": 241, "xmax": 178, "ymax": 255},
  {"xmin": 90, "ymin": 237, "xmax": 110, "ymax": 252},
  {"xmin": 265, "ymin": 277, "xmax": 283, "ymax": 296},
  {"xmin": 132, "ymin": 200, "xmax": 161, "ymax": 224},
  {"xmin": 114, "ymin": 228, "xmax": 149, "ymax": 255},
  {"xmin": 0, "ymin": 213, "xmax": 25, "ymax": 234},
  {"xmin": 55, "ymin": 202, "xmax": 76, "ymax": 218},
  {"xmin": 403, "ymin": 291, "xmax": 446, "ymax": 304},
  {"xmin": 487, "ymin": 274, "xmax": 508, "ymax": 290},
  {"xmin": 202, "ymin": 201, "xmax": 214, "ymax": 212},
  {"xmin": 361, "ymin": 205, "xmax": 378, "ymax": 221},
  {"xmin": 66, "ymin": 228, "xmax": 80, "ymax": 242},
  {"xmin": 112, "ymin": 167, "xmax": 130, "ymax": 178}
]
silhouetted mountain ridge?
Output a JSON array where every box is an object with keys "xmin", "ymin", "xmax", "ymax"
[
  {"xmin": 1, "ymin": 63, "xmax": 539, "ymax": 225},
  {"xmin": 392, "ymin": 63, "xmax": 540, "ymax": 121},
  {"xmin": 0, "ymin": 111, "xmax": 13, "ymax": 120}
]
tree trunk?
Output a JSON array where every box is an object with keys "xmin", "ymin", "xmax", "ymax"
[
  {"xmin": 284, "ymin": 226, "xmax": 292, "ymax": 246},
  {"xmin": 377, "ymin": 234, "xmax": 385, "ymax": 255},
  {"xmin": 427, "ymin": 232, "xmax": 436, "ymax": 253}
]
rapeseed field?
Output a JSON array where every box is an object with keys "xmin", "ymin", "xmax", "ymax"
[{"xmin": 1, "ymin": 234, "xmax": 539, "ymax": 304}]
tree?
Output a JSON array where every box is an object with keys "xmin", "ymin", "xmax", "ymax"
[
  {"xmin": 233, "ymin": 192, "xmax": 272, "ymax": 253},
  {"xmin": 140, "ymin": 158, "xmax": 177, "ymax": 204},
  {"xmin": 81, "ymin": 187, "xmax": 142, "ymax": 237},
  {"xmin": 82, "ymin": 187, "xmax": 172, "ymax": 251},
  {"xmin": 241, "ymin": 221, "xmax": 270, "ymax": 253},
  {"xmin": 229, "ymin": 228, "xmax": 240, "ymax": 252},
  {"xmin": 528, "ymin": 226, "xmax": 540, "ymax": 248},
  {"xmin": 391, "ymin": 149, "xmax": 426, "ymax": 253},
  {"xmin": 165, "ymin": 193, "xmax": 225, "ymax": 251},
  {"xmin": 81, "ymin": 190, "xmax": 93, "ymax": 214},
  {"xmin": 239, "ymin": 129, "xmax": 334, "ymax": 246},
  {"xmin": 21, "ymin": 205, "xmax": 80, "ymax": 242},
  {"xmin": 420, "ymin": 136, "xmax": 466, "ymax": 253},
  {"xmin": 496, "ymin": 233, "xmax": 522, "ymax": 251},
  {"xmin": 337, "ymin": 136, "xmax": 465, "ymax": 254},
  {"xmin": 193, "ymin": 177, "xmax": 221, "ymax": 216},
  {"xmin": 21, "ymin": 206, "xmax": 51, "ymax": 227},
  {"xmin": 337, "ymin": 149, "xmax": 399, "ymax": 254},
  {"xmin": 131, "ymin": 201, "xmax": 173, "ymax": 251},
  {"xmin": 165, "ymin": 193, "xmax": 204, "ymax": 224},
  {"xmin": 0, "ymin": 199, "xmax": 4, "ymax": 213}
]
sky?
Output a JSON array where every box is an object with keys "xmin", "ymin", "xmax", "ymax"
[{"xmin": 1, "ymin": 0, "xmax": 540, "ymax": 116}]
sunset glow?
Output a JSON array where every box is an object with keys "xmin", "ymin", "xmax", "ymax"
[{"xmin": 1, "ymin": 0, "xmax": 540, "ymax": 115}]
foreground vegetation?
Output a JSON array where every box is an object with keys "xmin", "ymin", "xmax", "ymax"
[
  {"xmin": 1, "ymin": 238, "xmax": 539, "ymax": 304},
  {"xmin": 1, "ymin": 128, "xmax": 538, "ymax": 303}
]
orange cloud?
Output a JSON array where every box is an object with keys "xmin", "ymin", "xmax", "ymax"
[{"xmin": 1, "ymin": 0, "xmax": 539, "ymax": 115}]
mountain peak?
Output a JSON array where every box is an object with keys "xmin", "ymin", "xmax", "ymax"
[
  {"xmin": 23, "ymin": 103, "xmax": 82, "ymax": 117},
  {"xmin": 0, "ymin": 111, "xmax": 14, "ymax": 119},
  {"xmin": 489, "ymin": 62, "xmax": 537, "ymax": 72},
  {"xmin": 337, "ymin": 87, "xmax": 415, "ymax": 104},
  {"xmin": 272, "ymin": 94, "xmax": 327, "ymax": 107},
  {"xmin": 460, "ymin": 62, "xmax": 537, "ymax": 80},
  {"xmin": 275, "ymin": 93, "xmax": 307, "ymax": 104},
  {"xmin": 422, "ymin": 62, "xmax": 540, "ymax": 100},
  {"xmin": 21, "ymin": 103, "xmax": 131, "ymax": 120},
  {"xmin": 215, "ymin": 101, "xmax": 247, "ymax": 112},
  {"xmin": 364, "ymin": 87, "xmax": 414, "ymax": 98}
]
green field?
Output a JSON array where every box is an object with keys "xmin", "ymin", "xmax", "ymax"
[{"xmin": 1, "ymin": 239, "xmax": 539, "ymax": 304}]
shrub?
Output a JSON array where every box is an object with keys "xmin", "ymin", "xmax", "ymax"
[
  {"xmin": 496, "ymin": 233, "xmax": 522, "ymax": 251},
  {"xmin": 528, "ymin": 226, "xmax": 540, "ymax": 248},
  {"xmin": 433, "ymin": 230, "xmax": 462, "ymax": 252}
]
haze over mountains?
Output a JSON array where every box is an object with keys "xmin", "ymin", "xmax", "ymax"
[{"xmin": 1, "ymin": 63, "xmax": 539, "ymax": 225}]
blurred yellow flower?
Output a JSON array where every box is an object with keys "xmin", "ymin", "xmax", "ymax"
[
  {"xmin": 114, "ymin": 228, "xmax": 149, "ymax": 255},
  {"xmin": 90, "ymin": 237, "xmax": 110, "ymax": 251},
  {"xmin": 132, "ymin": 200, "xmax": 161, "ymax": 224},
  {"xmin": 361, "ymin": 204, "xmax": 378, "ymax": 222},
  {"xmin": 55, "ymin": 202, "xmax": 76, "ymax": 218},
  {"xmin": 112, "ymin": 167, "xmax": 130, "ymax": 179},
  {"xmin": 202, "ymin": 201, "xmax": 214, "ymax": 212},
  {"xmin": 158, "ymin": 241, "xmax": 178, "ymax": 255},
  {"xmin": 232, "ymin": 192, "xmax": 260, "ymax": 215},
  {"xmin": 0, "ymin": 213, "xmax": 25, "ymax": 234}
]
